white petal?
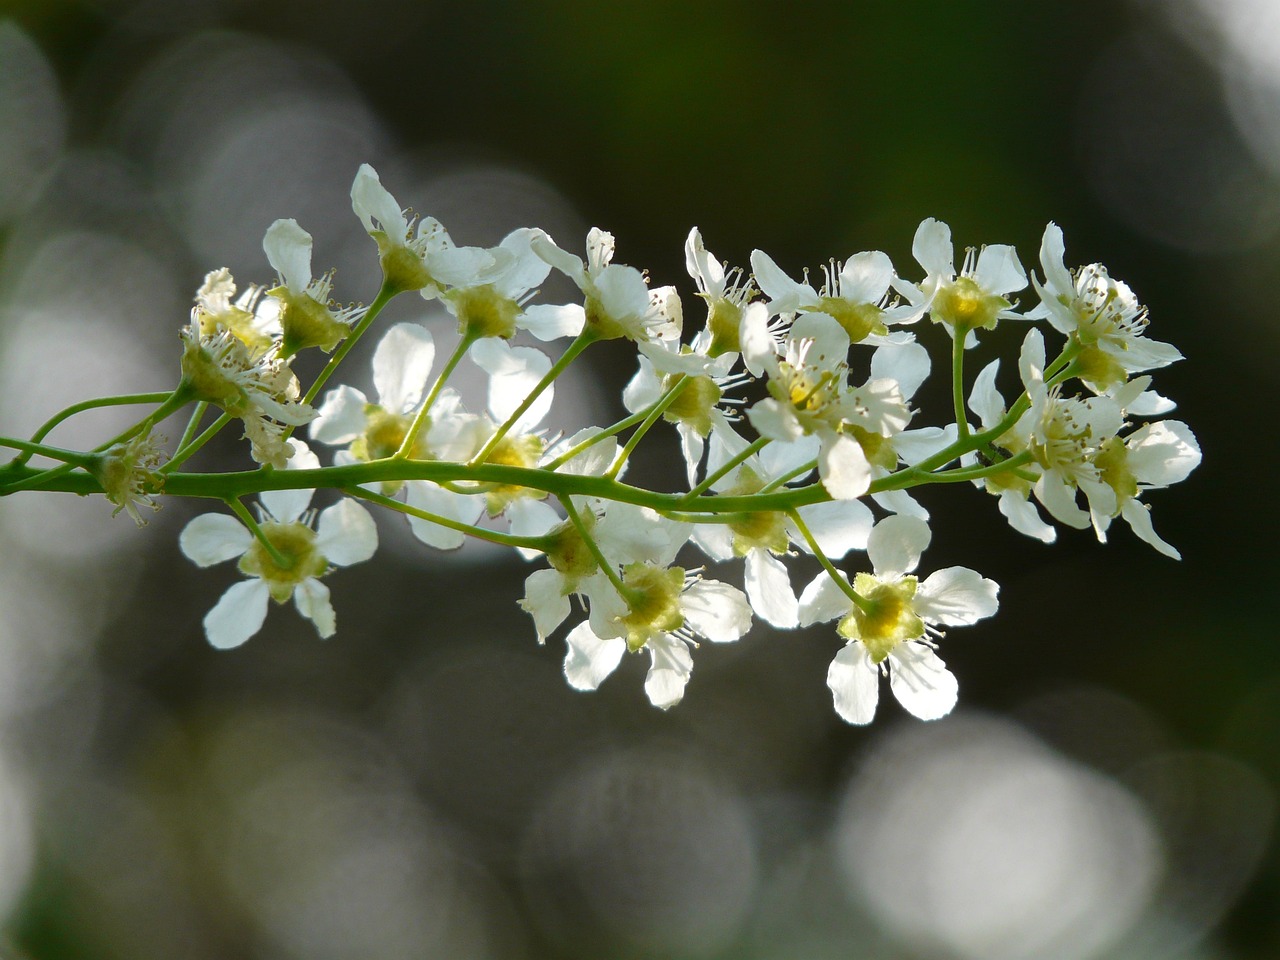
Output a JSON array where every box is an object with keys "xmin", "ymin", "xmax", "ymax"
[
  {"xmin": 180, "ymin": 513, "xmax": 252, "ymax": 566},
  {"xmin": 757, "ymin": 432, "xmax": 820, "ymax": 480},
  {"xmin": 747, "ymin": 398, "xmax": 804, "ymax": 443},
  {"xmin": 894, "ymin": 425, "xmax": 956, "ymax": 466},
  {"xmin": 263, "ymin": 218, "xmax": 313, "ymax": 293},
  {"xmin": 690, "ymin": 523, "xmax": 735, "ymax": 562},
  {"xmin": 1122, "ymin": 499, "xmax": 1181, "ymax": 559},
  {"xmin": 550, "ymin": 427, "xmax": 618, "ymax": 477},
  {"xmin": 798, "ymin": 572, "xmax": 853, "ymax": 626},
  {"xmin": 1038, "ymin": 222, "xmax": 1074, "ymax": 296},
  {"xmin": 472, "ymin": 338, "xmax": 553, "ymax": 430},
  {"xmin": 998, "ymin": 489, "xmax": 1057, "ymax": 544},
  {"xmin": 351, "ymin": 163, "xmax": 406, "ymax": 237},
  {"xmin": 372, "ymin": 322, "xmax": 435, "ymax": 413},
  {"xmin": 520, "ymin": 568, "xmax": 573, "ymax": 642},
  {"xmin": 594, "ymin": 264, "xmax": 652, "ymax": 325},
  {"xmin": 563, "ymin": 622, "xmax": 625, "ymax": 691},
  {"xmin": 315, "ymin": 498, "xmax": 378, "ymax": 566},
  {"xmin": 294, "ymin": 578, "xmax": 336, "ymax": 638},
  {"xmin": 507, "ymin": 498, "xmax": 561, "ymax": 560},
  {"xmin": 968, "ymin": 359, "xmax": 1006, "ymax": 429},
  {"xmin": 870, "ymin": 341, "xmax": 931, "ymax": 400},
  {"xmin": 404, "ymin": 480, "xmax": 483, "ymax": 550},
  {"xmin": 827, "ymin": 643, "xmax": 880, "ymax": 725},
  {"xmin": 681, "ymin": 579, "xmax": 752, "ymax": 642},
  {"xmin": 204, "ymin": 579, "xmax": 269, "ymax": 650},
  {"xmin": 644, "ymin": 634, "xmax": 694, "ymax": 709},
  {"xmin": 596, "ymin": 503, "xmax": 690, "ymax": 567},
  {"xmin": 531, "ymin": 232, "xmax": 586, "ymax": 287},
  {"xmin": 888, "ymin": 643, "xmax": 958, "ymax": 720},
  {"xmin": 792, "ymin": 499, "xmax": 873, "ymax": 559},
  {"xmin": 259, "ymin": 441, "xmax": 320, "ymax": 522},
  {"xmin": 819, "ymin": 434, "xmax": 872, "ymax": 500},
  {"xmin": 310, "ymin": 385, "xmax": 370, "ymax": 446},
  {"xmin": 867, "ymin": 514, "xmax": 931, "ymax": 578},
  {"xmin": 1035, "ymin": 473, "xmax": 1090, "ymax": 529},
  {"xmin": 739, "ymin": 301, "xmax": 776, "ymax": 377},
  {"xmin": 870, "ymin": 488, "xmax": 931, "ymax": 520},
  {"xmin": 912, "ymin": 218, "xmax": 954, "ymax": 279},
  {"xmin": 519, "ymin": 302, "xmax": 586, "ymax": 341},
  {"xmin": 622, "ymin": 355, "xmax": 662, "ymax": 414},
  {"xmin": 745, "ymin": 550, "xmax": 798, "ymax": 629},
  {"xmin": 495, "ymin": 227, "xmax": 553, "ymax": 297},
  {"xmin": 1018, "ymin": 329, "xmax": 1047, "ymax": 391},
  {"xmin": 679, "ymin": 425, "xmax": 705, "ymax": 489},
  {"xmin": 750, "ymin": 248, "xmax": 810, "ymax": 313},
  {"xmin": 838, "ymin": 250, "xmax": 894, "ymax": 304},
  {"xmin": 1125, "ymin": 420, "xmax": 1201, "ymax": 488},
  {"xmin": 916, "ymin": 567, "xmax": 999, "ymax": 625},
  {"xmin": 974, "ymin": 243, "xmax": 1027, "ymax": 295}
]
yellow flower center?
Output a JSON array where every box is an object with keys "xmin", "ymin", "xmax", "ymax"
[
  {"xmin": 450, "ymin": 284, "xmax": 521, "ymax": 340},
  {"xmin": 818, "ymin": 297, "xmax": 887, "ymax": 343}
]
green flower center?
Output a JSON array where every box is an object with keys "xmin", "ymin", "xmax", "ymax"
[
  {"xmin": 663, "ymin": 374, "xmax": 722, "ymax": 437},
  {"xmin": 238, "ymin": 521, "xmax": 328, "ymax": 602},
  {"xmin": 931, "ymin": 277, "xmax": 1009, "ymax": 331},
  {"xmin": 484, "ymin": 434, "xmax": 547, "ymax": 515},
  {"xmin": 706, "ymin": 298, "xmax": 742, "ymax": 356},
  {"xmin": 272, "ymin": 286, "xmax": 349, "ymax": 356},
  {"xmin": 620, "ymin": 564, "xmax": 686, "ymax": 651},
  {"xmin": 818, "ymin": 297, "xmax": 887, "ymax": 343},
  {"xmin": 450, "ymin": 284, "xmax": 521, "ymax": 340},
  {"xmin": 837, "ymin": 573, "xmax": 923, "ymax": 663}
]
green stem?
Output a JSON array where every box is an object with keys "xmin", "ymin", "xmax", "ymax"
[
  {"xmin": 544, "ymin": 400, "xmax": 666, "ymax": 471},
  {"xmin": 95, "ymin": 385, "xmax": 195, "ymax": 453},
  {"xmin": 925, "ymin": 451, "xmax": 1034, "ymax": 483},
  {"xmin": 952, "ymin": 323, "xmax": 972, "ymax": 440},
  {"xmin": 681, "ymin": 437, "xmax": 768, "ymax": 502},
  {"xmin": 469, "ymin": 329, "xmax": 598, "ymax": 466},
  {"xmin": 786, "ymin": 508, "xmax": 870, "ymax": 612},
  {"xmin": 163, "ymin": 412, "xmax": 233, "ymax": 474},
  {"xmin": 343, "ymin": 486, "xmax": 552, "ymax": 551},
  {"xmin": 175, "ymin": 401, "xmax": 210, "ymax": 453},
  {"xmin": 605, "ymin": 375, "xmax": 688, "ymax": 480},
  {"xmin": 560, "ymin": 495, "xmax": 632, "ymax": 601},
  {"xmin": 227, "ymin": 497, "xmax": 290, "ymax": 569},
  {"xmin": 298, "ymin": 282, "xmax": 398, "ymax": 413},
  {"xmin": 0, "ymin": 437, "xmax": 94, "ymax": 465},
  {"xmin": 0, "ymin": 460, "xmax": 82, "ymax": 496},
  {"xmin": 396, "ymin": 330, "xmax": 478, "ymax": 458},
  {"xmin": 761, "ymin": 458, "xmax": 817, "ymax": 493},
  {"xmin": 13, "ymin": 392, "xmax": 174, "ymax": 467}
]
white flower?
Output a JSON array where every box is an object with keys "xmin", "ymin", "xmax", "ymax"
[
  {"xmin": 351, "ymin": 163, "xmax": 494, "ymax": 296},
  {"xmin": 178, "ymin": 443, "xmax": 378, "ymax": 648},
  {"xmin": 685, "ymin": 227, "xmax": 758, "ymax": 357},
  {"xmin": 91, "ymin": 430, "xmax": 167, "ymax": 526},
  {"xmin": 179, "ymin": 308, "xmax": 315, "ymax": 469},
  {"xmin": 440, "ymin": 227, "xmax": 554, "ymax": 341},
  {"xmin": 516, "ymin": 492, "xmax": 689, "ymax": 643},
  {"xmin": 746, "ymin": 313, "xmax": 910, "ymax": 500},
  {"xmin": 1090, "ymin": 419, "xmax": 1201, "ymax": 558},
  {"xmin": 799, "ymin": 515, "xmax": 998, "ymax": 725},
  {"xmin": 897, "ymin": 217, "xmax": 1026, "ymax": 344},
  {"xmin": 693, "ymin": 422, "xmax": 875, "ymax": 629},
  {"xmin": 622, "ymin": 334, "xmax": 748, "ymax": 487},
  {"xmin": 750, "ymin": 246, "xmax": 918, "ymax": 345},
  {"xmin": 190, "ymin": 267, "xmax": 277, "ymax": 356},
  {"xmin": 563, "ymin": 564, "xmax": 752, "ymax": 709},
  {"xmin": 263, "ymin": 218, "xmax": 363, "ymax": 356},
  {"xmin": 532, "ymin": 227, "xmax": 682, "ymax": 343},
  {"xmin": 1027, "ymin": 222, "xmax": 1181, "ymax": 391}
]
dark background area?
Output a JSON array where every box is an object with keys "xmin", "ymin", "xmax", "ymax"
[{"xmin": 0, "ymin": 1, "xmax": 1277, "ymax": 957}]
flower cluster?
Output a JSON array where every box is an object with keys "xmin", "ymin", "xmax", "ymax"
[{"xmin": 8, "ymin": 164, "xmax": 1198, "ymax": 726}]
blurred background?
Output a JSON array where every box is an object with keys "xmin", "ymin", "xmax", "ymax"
[{"xmin": 0, "ymin": 0, "xmax": 1277, "ymax": 957}]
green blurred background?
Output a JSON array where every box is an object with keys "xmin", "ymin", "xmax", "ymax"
[{"xmin": 0, "ymin": 0, "xmax": 1277, "ymax": 957}]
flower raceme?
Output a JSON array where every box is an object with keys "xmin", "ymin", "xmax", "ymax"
[{"xmin": 0, "ymin": 164, "xmax": 1201, "ymax": 726}]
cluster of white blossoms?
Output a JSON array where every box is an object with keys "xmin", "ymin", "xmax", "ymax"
[{"xmin": 4, "ymin": 164, "xmax": 1198, "ymax": 725}]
